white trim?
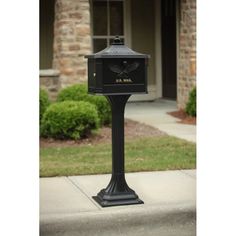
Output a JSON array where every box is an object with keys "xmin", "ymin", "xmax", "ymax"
[
  {"xmin": 128, "ymin": 85, "xmax": 156, "ymax": 102},
  {"xmin": 127, "ymin": 0, "xmax": 159, "ymax": 102},
  {"xmin": 155, "ymin": 0, "xmax": 162, "ymax": 99},
  {"xmin": 92, "ymin": 35, "xmax": 125, "ymax": 38}
]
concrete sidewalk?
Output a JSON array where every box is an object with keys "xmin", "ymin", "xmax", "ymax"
[
  {"xmin": 125, "ymin": 99, "xmax": 196, "ymax": 143},
  {"xmin": 40, "ymin": 170, "xmax": 196, "ymax": 236},
  {"xmin": 40, "ymin": 99, "xmax": 196, "ymax": 235}
]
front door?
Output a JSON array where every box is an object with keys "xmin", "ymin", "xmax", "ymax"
[{"xmin": 161, "ymin": 0, "xmax": 177, "ymax": 99}]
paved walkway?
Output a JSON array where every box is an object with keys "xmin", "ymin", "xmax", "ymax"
[
  {"xmin": 40, "ymin": 170, "xmax": 196, "ymax": 236},
  {"xmin": 125, "ymin": 99, "xmax": 196, "ymax": 143}
]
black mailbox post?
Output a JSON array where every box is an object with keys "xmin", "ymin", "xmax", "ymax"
[{"xmin": 85, "ymin": 36, "xmax": 149, "ymax": 207}]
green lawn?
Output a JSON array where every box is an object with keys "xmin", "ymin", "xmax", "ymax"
[{"xmin": 40, "ymin": 136, "xmax": 196, "ymax": 177}]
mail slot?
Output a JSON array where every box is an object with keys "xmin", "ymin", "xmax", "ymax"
[{"xmin": 85, "ymin": 36, "xmax": 150, "ymax": 95}]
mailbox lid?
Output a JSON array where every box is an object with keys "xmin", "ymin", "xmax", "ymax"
[{"xmin": 85, "ymin": 36, "xmax": 150, "ymax": 59}]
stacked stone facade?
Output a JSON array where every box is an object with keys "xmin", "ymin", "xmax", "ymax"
[
  {"xmin": 40, "ymin": 69, "xmax": 60, "ymax": 101},
  {"xmin": 40, "ymin": 0, "xmax": 196, "ymax": 108},
  {"xmin": 53, "ymin": 0, "xmax": 92, "ymax": 88},
  {"xmin": 178, "ymin": 0, "xmax": 196, "ymax": 109}
]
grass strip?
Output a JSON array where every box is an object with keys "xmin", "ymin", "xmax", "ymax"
[{"xmin": 40, "ymin": 136, "xmax": 196, "ymax": 177}]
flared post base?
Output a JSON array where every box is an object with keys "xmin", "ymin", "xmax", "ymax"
[
  {"xmin": 92, "ymin": 194, "xmax": 143, "ymax": 207},
  {"xmin": 93, "ymin": 174, "xmax": 144, "ymax": 207}
]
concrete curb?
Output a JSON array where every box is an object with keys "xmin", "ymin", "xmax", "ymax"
[
  {"xmin": 40, "ymin": 170, "xmax": 196, "ymax": 235},
  {"xmin": 40, "ymin": 203, "xmax": 196, "ymax": 236}
]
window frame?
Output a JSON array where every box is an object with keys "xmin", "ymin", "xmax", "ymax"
[{"xmin": 90, "ymin": 0, "xmax": 126, "ymax": 52}]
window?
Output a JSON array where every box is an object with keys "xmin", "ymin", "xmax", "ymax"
[
  {"xmin": 91, "ymin": 0, "xmax": 125, "ymax": 53},
  {"xmin": 40, "ymin": 0, "xmax": 55, "ymax": 69}
]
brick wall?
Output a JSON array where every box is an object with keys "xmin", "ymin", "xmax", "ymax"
[
  {"xmin": 178, "ymin": 0, "xmax": 196, "ymax": 109},
  {"xmin": 53, "ymin": 0, "xmax": 92, "ymax": 88}
]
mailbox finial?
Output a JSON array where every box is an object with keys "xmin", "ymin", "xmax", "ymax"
[{"xmin": 112, "ymin": 35, "xmax": 123, "ymax": 45}]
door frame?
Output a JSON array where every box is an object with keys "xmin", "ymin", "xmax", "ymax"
[
  {"xmin": 127, "ymin": 0, "xmax": 157, "ymax": 102},
  {"xmin": 155, "ymin": 0, "xmax": 163, "ymax": 99}
]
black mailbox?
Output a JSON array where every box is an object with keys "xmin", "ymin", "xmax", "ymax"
[
  {"xmin": 85, "ymin": 36, "xmax": 150, "ymax": 208},
  {"xmin": 85, "ymin": 36, "xmax": 149, "ymax": 95}
]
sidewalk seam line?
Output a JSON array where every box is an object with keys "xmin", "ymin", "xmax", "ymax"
[
  {"xmin": 66, "ymin": 177, "xmax": 101, "ymax": 210},
  {"xmin": 179, "ymin": 170, "xmax": 196, "ymax": 179}
]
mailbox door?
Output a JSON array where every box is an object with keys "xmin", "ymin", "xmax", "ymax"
[
  {"xmin": 88, "ymin": 58, "xmax": 103, "ymax": 94},
  {"xmin": 88, "ymin": 59, "xmax": 96, "ymax": 93},
  {"xmin": 102, "ymin": 58, "xmax": 147, "ymax": 94},
  {"xmin": 95, "ymin": 59, "xmax": 103, "ymax": 93}
]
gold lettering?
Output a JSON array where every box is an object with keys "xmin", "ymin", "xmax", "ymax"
[{"xmin": 115, "ymin": 78, "xmax": 133, "ymax": 83}]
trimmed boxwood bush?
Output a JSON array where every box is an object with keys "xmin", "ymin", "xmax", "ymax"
[
  {"xmin": 41, "ymin": 101, "xmax": 99, "ymax": 140},
  {"xmin": 86, "ymin": 96, "xmax": 111, "ymax": 125},
  {"xmin": 185, "ymin": 87, "xmax": 196, "ymax": 117},
  {"xmin": 57, "ymin": 84, "xmax": 111, "ymax": 125},
  {"xmin": 40, "ymin": 88, "xmax": 50, "ymax": 123},
  {"xmin": 57, "ymin": 84, "xmax": 87, "ymax": 102}
]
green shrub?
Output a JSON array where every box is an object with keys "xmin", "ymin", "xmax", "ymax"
[
  {"xmin": 57, "ymin": 84, "xmax": 111, "ymax": 125},
  {"xmin": 185, "ymin": 87, "xmax": 196, "ymax": 117},
  {"xmin": 87, "ymin": 96, "xmax": 111, "ymax": 125},
  {"xmin": 41, "ymin": 101, "xmax": 99, "ymax": 140},
  {"xmin": 40, "ymin": 88, "xmax": 50, "ymax": 123},
  {"xmin": 57, "ymin": 84, "xmax": 87, "ymax": 102}
]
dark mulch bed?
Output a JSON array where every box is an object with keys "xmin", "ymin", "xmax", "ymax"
[
  {"xmin": 168, "ymin": 110, "xmax": 196, "ymax": 125},
  {"xmin": 40, "ymin": 119, "xmax": 167, "ymax": 148}
]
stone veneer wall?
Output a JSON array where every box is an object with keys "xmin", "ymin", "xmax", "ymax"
[
  {"xmin": 40, "ymin": 69, "xmax": 61, "ymax": 101},
  {"xmin": 53, "ymin": 0, "xmax": 92, "ymax": 88},
  {"xmin": 178, "ymin": 0, "xmax": 196, "ymax": 109}
]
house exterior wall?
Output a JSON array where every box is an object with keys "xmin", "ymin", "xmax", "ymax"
[
  {"xmin": 53, "ymin": 0, "xmax": 92, "ymax": 88},
  {"xmin": 40, "ymin": 69, "xmax": 60, "ymax": 101},
  {"xmin": 177, "ymin": 0, "xmax": 196, "ymax": 109},
  {"xmin": 41, "ymin": 0, "xmax": 196, "ymax": 108}
]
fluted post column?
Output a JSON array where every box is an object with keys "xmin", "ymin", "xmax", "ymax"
[{"xmin": 92, "ymin": 95, "xmax": 143, "ymax": 207}]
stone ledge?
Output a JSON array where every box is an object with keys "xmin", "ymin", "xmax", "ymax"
[
  {"xmin": 40, "ymin": 69, "xmax": 60, "ymax": 77},
  {"xmin": 40, "ymin": 69, "xmax": 61, "ymax": 101}
]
